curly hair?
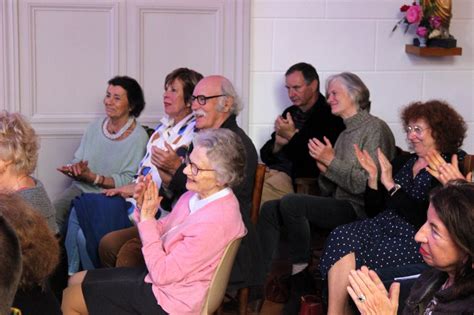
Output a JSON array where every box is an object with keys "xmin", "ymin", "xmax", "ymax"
[
  {"xmin": 192, "ymin": 129, "xmax": 246, "ymax": 189},
  {"xmin": 429, "ymin": 180, "xmax": 474, "ymax": 302},
  {"xmin": 0, "ymin": 111, "xmax": 39, "ymax": 175},
  {"xmin": 401, "ymin": 100, "xmax": 466, "ymax": 154},
  {"xmin": 0, "ymin": 193, "xmax": 59, "ymax": 290}
]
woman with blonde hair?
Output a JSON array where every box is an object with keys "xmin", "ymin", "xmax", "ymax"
[{"xmin": 0, "ymin": 111, "xmax": 58, "ymax": 233}]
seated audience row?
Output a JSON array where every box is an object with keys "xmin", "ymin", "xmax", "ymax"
[
  {"xmin": 3, "ymin": 62, "xmax": 471, "ymax": 315},
  {"xmin": 258, "ymin": 71, "xmax": 397, "ymax": 313},
  {"xmin": 63, "ymin": 69, "xmax": 202, "ymax": 274},
  {"xmin": 256, "ymin": 62, "xmax": 471, "ymax": 314}
]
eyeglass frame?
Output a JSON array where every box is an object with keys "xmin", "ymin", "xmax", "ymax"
[
  {"xmin": 184, "ymin": 154, "xmax": 215, "ymax": 176},
  {"xmin": 191, "ymin": 94, "xmax": 227, "ymax": 106},
  {"xmin": 405, "ymin": 125, "xmax": 431, "ymax": 136}
]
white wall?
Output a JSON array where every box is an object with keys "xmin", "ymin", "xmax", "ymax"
[
  {"xmin": 249, "ymin": 0, "xmax": 474, "ymax": 155},
  {"xmin": 1, "ymin": 0, "xmax": 250, "ymax": 199}
]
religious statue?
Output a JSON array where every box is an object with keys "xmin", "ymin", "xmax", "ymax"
[{"xmin": 422, "ymin": 0, "xmax": 452, "ymax": 30}]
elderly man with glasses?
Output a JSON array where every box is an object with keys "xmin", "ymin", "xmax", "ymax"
[{"xmin": 99, "ymin": 75, "xmax": 265, "ymax": 300}]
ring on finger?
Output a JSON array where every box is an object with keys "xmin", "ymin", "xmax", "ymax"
[{"xmin": 358, "ymin": 294, "xmax": 367, "ymax": 303}]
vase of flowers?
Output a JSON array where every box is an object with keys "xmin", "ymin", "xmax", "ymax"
[{"xmin": 392, "ymin": 1, "xmax": 456, "ymax": 48}]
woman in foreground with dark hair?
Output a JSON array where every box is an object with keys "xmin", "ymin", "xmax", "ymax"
[{"xmin": 348, "ymin": 180, "xmax": 474, "ymax": 314}]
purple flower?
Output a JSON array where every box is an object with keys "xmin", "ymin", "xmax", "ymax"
[
  {"xmin": 416, "ymin": 26, "xmax": 428, "ymax": 38},
  {"xmin": 406, "ymin": 5, "xmax": 423, "ymax": 24},
  {"xmin": 430, "ymin": 16, "xmax": 442, "ymax": 29}
]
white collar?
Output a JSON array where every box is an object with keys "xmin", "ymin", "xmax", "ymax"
[
  {"xmin": 159, "ymin": 112, "xmax": 194, "ymax": 130},
  {"xmin": 188, "ymin": 187, "xmax": 231, "ymax": 214}
]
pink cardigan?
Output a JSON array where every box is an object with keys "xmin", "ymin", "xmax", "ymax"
[{"xmin": 136, "ymin": 191, "xmax": 246, "ymax": 315}]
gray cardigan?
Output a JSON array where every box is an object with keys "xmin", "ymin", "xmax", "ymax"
[
  {"xmin": 18, "ymin": 178, "xmax": 59, "ymax": 234},
  {"xmin": 319, "ymin": 109, "xmax": 396, "ymax": 218}
]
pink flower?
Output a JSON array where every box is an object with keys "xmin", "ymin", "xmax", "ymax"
[
  {"xmin": 416, "ymin": 26, "xmax": 428, "ymax": 38},
  {"xmin": 430, "ymin": 16, "xmax": 442, "ymax": 29},
  {"xmin": 405, "ymin": 5, "xmax": 423, "ymax": 24}
]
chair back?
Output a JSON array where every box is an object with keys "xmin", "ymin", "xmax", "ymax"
[
  {"xmin": 200, "ymin": 237, "xmax": 243, "ymax": 315},
  {"xmin": 250, "ymin": 163, "xmax": 266, "ymax": 225}
]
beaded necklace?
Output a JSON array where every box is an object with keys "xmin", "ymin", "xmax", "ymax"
[{"xmin": 102, "ymin": 117, "xmax": 135, "ymax": 140}]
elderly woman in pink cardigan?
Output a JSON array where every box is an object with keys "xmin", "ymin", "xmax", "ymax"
[{"xmin": 61, "ymin": 129, "xmax": 247, "ymax": 315}]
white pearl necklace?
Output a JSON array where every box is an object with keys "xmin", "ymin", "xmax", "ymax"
[{"xmin": 102, "ymin": 117, "xmax": 135, "ymax": 140}]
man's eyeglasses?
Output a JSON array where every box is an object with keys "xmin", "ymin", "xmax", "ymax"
[
  {"xmin": 185, "ymin": 155, "xmax": 215, "ymax": 176},
  {"xmin": 191, "ymin": 94, "xmax": 226, "ymax": 106},
  {"xmin": 405, "ymin": 125, "xmax": 430, "ymax": 136}
]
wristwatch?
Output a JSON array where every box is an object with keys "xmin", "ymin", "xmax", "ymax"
[{"xmin": 389, "ymin": 183, "xmax": 401, "ymax": 196}]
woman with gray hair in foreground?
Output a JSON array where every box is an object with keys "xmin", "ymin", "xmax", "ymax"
[{"xmin": 62, "ymin": 128, "xmax": 247, "ymax": 315}]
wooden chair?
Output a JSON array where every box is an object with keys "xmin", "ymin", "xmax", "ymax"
[
  {"xmin": 201, "ymin": 238, "xmax": 243, "ymax": 315},
  {"xmin": 236, "ymin": 163, "xmax": 267, "ymax": 315},
  {"xmin": 250, "ymin": 163, "xmax": 267, "ymax": 225}
]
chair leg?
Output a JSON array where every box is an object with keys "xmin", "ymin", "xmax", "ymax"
[{"xmin": 238, "ymin": 287, "xmax": 249, "ymax": 315}]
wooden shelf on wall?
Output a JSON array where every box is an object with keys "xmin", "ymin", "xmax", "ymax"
[{"xmin": 405, "ymin": 45, "xmax": 462, "ymax": 57}]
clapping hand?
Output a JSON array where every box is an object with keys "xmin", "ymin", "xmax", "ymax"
[
  {"xmin": 426, "ymin": 152, "xmax": 471, "ymax": 184},
  {"xmin": 376, "ymin": 148, "xmax": 395, "ymax": 191},
  {"xmin": 139, "ymin": 176, "xmax": 162, "ymax": 222},
  {"xmin": 151, "ymin": 142, "xmax": 181, "ymax": 174},
  {"xmin": 133, "ymin": 175, "xmax": 147, "ymax": 210},
  {"xmin": 354, "ymin": 145, "xmax": 378, "ymax": 189},
  {"xmin": 102, "ymin": 184, "xmax": 135, "ymax": 198},
  {"xmin": 275, "ymin": 112, "xmax": 297, "ymax": 141},
  {"xmin": 57, "ymin": 160, "xmax": 92, "ymax": 182},
  {"xmin": 347, "ymin": 266, "xmax": 399, "ymax": 315},
  {"xmin": 308, "ymin": 136, "xmax": 335, "ymax": 167}
]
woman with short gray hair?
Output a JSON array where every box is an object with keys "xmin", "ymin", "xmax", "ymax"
[
  {"xmin": 258, "ymin": 72, "xmax": 396, "ymax": 314},
  {"xmin": 326, "ymin": 72, "xmax": 371, "ymax": 111},
  {"xmin": 192, "ymin": 128, "xmax": 246, "ymax": 189},
  {"xmin": 62, "ymin": 128, "xmax": 247, "ymax": 315}
]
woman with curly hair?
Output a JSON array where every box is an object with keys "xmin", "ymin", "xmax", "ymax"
[
  {"xmin": 320, "ymin": 100, "xmax": 467, "ymax": 314},
  {"xmin": 0, "ymin": 111, "xmax": 58, "ymax": 233},
  {"xmin": 0, "ymin": 193, "xmax": 60, "ymax": 314}
]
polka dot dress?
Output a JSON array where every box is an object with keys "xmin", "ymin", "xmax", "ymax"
[{"xmin": 320, "ymin": 156, "xmax": 430, "ymax": 278}]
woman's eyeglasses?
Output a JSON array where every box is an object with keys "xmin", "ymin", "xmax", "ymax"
[
  {"xmin": 185, "ymin": 155, "xmax": 215, "ymax": 176},
  {"xmin": 191, "ymin": 94, "xmax": 226, "ymax": 106},
  {"xmin": 405, "ymin": 125, "xmax": 430, "ymax": 136}
]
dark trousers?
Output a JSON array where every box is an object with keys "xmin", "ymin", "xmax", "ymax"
[{"xmin": 257, "ymin": 194, "xmax": 357, "ymax": 275}]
